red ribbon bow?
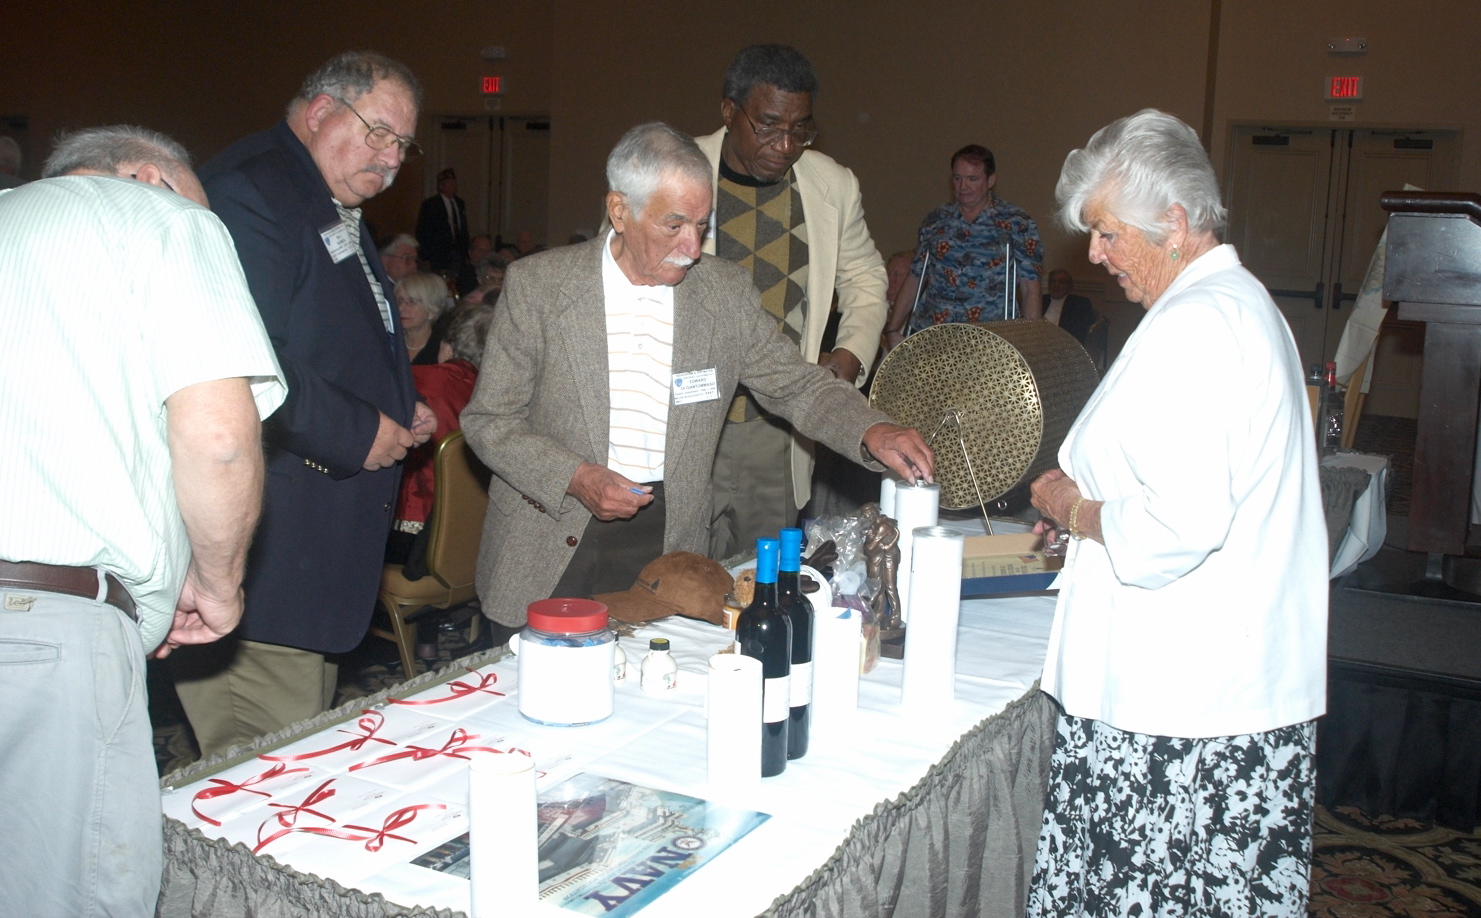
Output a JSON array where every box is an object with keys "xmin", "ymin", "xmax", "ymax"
[
  {"xmin": 298, "ymin": 803, "xmax": 447, "ymax": 852},
  {"xmin": 388, "ymin": 668, "xmax": 505, "ymax": 706},
  {"xmin": 348, "ymin": 728, "xmax": 505, "ymax": 772},
  {"xmin": 189, "ymin": 762, "xmax": 309, "ymax": 827},
  {"xmin": 259, "ymin": 710, "xmax": 395, "ymax": 762},
  {"xmin": 251, "ymin": 779, "xmax": 339, "ymax": 854}
]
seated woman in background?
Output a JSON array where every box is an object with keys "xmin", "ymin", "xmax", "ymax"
[
  {"xmin": 463, "ymin": 254, "xmax": 508, "ymax": 307},
  {"xmin": 386, "ymin": 304, "xmax": 497, "ymax": 658},
  {"xmin": 395, "ymin": 271, "xmax": 453, "ymax": 366}
]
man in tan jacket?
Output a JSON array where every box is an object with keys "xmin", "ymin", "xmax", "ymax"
[
  {"xmin": 697, "ymin": 44, "xmax": 890, "ymax": 560},
  {"xmin": 462, "ymin": 123, "xmax": 931, "ymax": 627}
]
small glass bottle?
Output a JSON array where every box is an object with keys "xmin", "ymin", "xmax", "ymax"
[
  {"xmin": 640, "ymin": 638, "xmax": 677, "ymax": 695},
  {"xmin": 1323, "ymin": 360, "xmax": 1344, "ymax": 452},
  {"xmin": 613, "ymin": 640, "xmax": 628, "ymax": 685}
]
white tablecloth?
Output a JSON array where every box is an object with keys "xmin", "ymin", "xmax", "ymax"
[
  {"xmin": 163, "ymin": 596, "xmax": 1055, "ymax": 917},
  {"xmin": 1322, "ymin": 451, "xmax": 1389, "ymax": 578}
]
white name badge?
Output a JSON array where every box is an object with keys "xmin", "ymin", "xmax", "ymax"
[
  {"xmin": 319, "ymin": 222, "xmax": 358, "ymax": 264},
  {"xmin": 671, "ymin": 368, "xmax": 719, "ymax": 405}
]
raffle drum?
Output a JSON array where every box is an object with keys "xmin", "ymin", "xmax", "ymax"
[{"xmin": 871, "ymin": 321, "xmax": 1099, "ymax": 509}]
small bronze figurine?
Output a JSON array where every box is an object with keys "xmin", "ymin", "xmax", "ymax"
[{"xmin": 864, "ymin": 512, "xmax": 901, "ymax": 630}]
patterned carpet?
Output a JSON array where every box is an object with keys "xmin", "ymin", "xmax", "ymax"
[
  {"xmin": 1307, "ymin": 412, "xmax": 1481, "ymax": 916},
  {"xmin": 1312, "ymin": 806, "xmax": 1481, "ymax": 917}
]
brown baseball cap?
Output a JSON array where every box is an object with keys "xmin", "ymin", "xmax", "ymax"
[{"xmin": 592, "ymin": 552, "xmax": 734, "ymax": 625}]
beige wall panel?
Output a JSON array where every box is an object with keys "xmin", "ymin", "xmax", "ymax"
[
  {"xmin": 1, "ymin": 2, "xmax": 552, "ymax": 237},
  {"xmin": 1209, "ymin": 0, "xmax": 1477, "ymax": 187},
  {"xmin": 548, "ymin": 0, "xmax": 1207, "ymax": 272},
  {"xmin": 3, "ymin": 0, "xmax": 1478, "ymax": 297}
]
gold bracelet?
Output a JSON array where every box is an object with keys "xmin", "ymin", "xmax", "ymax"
[{"xmin": 1068, "ymin": 497, "xmax": 1086, "ymax": 540}]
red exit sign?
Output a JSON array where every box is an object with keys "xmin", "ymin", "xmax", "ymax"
[
  {"xmin": 481, "ymin": 76, "xmax": 503, "ymax": 95},
  {"xmin": 1326, "ymin": 76, "xmax": 1363, "ymax": 100}
]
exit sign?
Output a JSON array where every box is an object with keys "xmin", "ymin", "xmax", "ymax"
[
  {"xmin": 481, "ymin": 76, "xmax": 503, "ymax": 95},
  {"xmin": 1326, "ymin": 76, "xmax": 1363, "ymax": 101}
]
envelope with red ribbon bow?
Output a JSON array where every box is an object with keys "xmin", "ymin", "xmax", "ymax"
[
  {"xmin": 254, "ymin": 706, "xmax": 447, "ymax": 772},
  {"xmin": 163, "ymin": 760, "xmax": 329, "ymax": 829},
  {"xmin": 273, "ymin": 795, "xmax": 469, "ymax": 886},
  {"xmin": 345, "ymin": 726, "xmax": 528, "ymax": 791},
  {"xmin": 387, "ymin": 664, "xmax": 511, "ymax": 721},
  {"xmin": 207, "ymin": 774, "xmax": 400, "ymax": 857}
]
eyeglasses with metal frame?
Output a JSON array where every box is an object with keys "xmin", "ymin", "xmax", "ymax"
[
  {"xmin": 336, "ymin": 98, "xmax": 423, "ymax": 160},
  {"xmin": 735, "ymin": 106, "xmax": 818, "ymax": 149},
  {"xmin": 129, "ymin": 171, "xmax": 175, "ymax": 193}
]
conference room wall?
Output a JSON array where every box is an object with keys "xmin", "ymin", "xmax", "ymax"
[
  {"xmin": 2, "ymin": 1, "xmax": 1477, "ymax": 278},
  {"xmin": 0, "ymin": 2, "xmax": 556, "ymax": 238},
  {"xmin": 544, "ymin": 0, "xmax": 1480, "ymax": 288}
]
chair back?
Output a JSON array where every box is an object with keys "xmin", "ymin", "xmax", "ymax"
[{"xmin": 424, "ymin": 430, "xmax": 491, "ymax": 591}]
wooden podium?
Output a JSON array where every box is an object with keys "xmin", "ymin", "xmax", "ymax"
[{"xmin": 1381, "ymin": 191, "xmax": 1481, "ymax": 581}]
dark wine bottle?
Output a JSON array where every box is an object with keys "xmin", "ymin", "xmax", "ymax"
[
  {"xmin": 778, "ymin": 527, "xmax": 811, "ymax": 760},
  {"xmin": 737, "ymin": 537, "xmax": 791, "ymax": 777}
]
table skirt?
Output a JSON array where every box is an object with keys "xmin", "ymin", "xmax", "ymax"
[{"xmin": 157, "ymin": 648, "xmax": 1056, "ymax": 918}]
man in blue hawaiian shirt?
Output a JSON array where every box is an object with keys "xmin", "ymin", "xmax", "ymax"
[{"xmin": 888, "ymin": 144, "xmax": 1043, "ymax": 333}]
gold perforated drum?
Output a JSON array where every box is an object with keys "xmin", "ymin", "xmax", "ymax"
[{"xmin": 870, "ymin": 321, "xmax": 1100, "ymax": 509}]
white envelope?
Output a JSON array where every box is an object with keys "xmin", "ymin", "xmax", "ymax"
[
  {"xmin": 277, "ymin": 794, "xmax": 469, "ymax": 885},
  {"xmin": 163, "ymin": 759, "xmax": 330, "ymax": 830},
  {"xmin": 386, "ymin": 663, "xmax": 514, "ymax": 721},
  {"xmin": 345, "ymin": 725, "xmax": 523, "ymax": 791},
  {"xmin": 211, "ymin": 774, "xmax": 400, "ymax": 858},
  {"xmin": 255, "ymin": 706, "xmax": 447, "ymax": 773}
]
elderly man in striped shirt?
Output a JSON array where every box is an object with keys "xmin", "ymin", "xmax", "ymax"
[
  {"xmin": 0, "ymin": 125, "xmax": 284, "ymax": 917},
  {"xmin": 462, "ymin": 122, "xmax": 934, "ymax": 628}
]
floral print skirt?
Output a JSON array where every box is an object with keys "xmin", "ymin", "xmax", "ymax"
[{"xmin": 1026, "ymin": 710, "xmax": 1316, "ymax": 917}]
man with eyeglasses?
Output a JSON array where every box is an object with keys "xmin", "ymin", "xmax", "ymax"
[
  {"xmin": 172, "ymin": 51, "xmax": 435, "ymax": 756},
  {"xmin": 697, "ymin": 44, "xmax": 890, "ymax": 560}
]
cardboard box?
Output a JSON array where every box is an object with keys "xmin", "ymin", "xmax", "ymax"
[
  {"xmin": 961, "ymin": 533, "xmax": 1062, "ymax": 578},
  {"xmin": 960, "ymin": 531, "xmax": 1061, "ymax": 595}
]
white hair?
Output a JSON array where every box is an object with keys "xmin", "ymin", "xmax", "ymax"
[
  {"xmin": 394, "ymin": 272, "xmax": 451, "ymax": 322},
  {"xmin": 380, "ymin": 233, "xmax": 418, "ymax": 257},
  {"xmin": 605, "ymin": 122, "xmax": 711, "ymax": 215},
  {"xmin": 447, "ymin": 303, "xmax": 495, "ymax": 363},
  {"xmin": 42, "ymin": 124, "xmax": 190, "ymax": 180},
  {"xmin": 1055, "ymin": 108, "xmax": 1226, "ymax": 244}
]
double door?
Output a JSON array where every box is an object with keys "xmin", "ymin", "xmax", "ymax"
[
  {"xmin": 1225, "ymin": 126, "xmax": 1458, "ymax": 417},
  {"xmin": 419, "ymin": 114, "xmax": 552, "ymax": 247}
]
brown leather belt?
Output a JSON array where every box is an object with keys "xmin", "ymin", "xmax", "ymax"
[{"xmin": 0, "ymin": 560, "xmax": 137, "ymax": 621}]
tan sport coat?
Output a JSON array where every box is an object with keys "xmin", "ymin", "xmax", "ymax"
[
  {"xmin": 696, "ymin": 128, "xmax": 889, "ymax": 506},
  {"xmin": 462, "ymin": 238, "xmax": 890, "ymax": 626}
]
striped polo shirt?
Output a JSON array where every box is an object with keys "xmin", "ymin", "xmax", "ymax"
[{"xmin": 600, "ymin": 231, "xmax": 674, "ymax": 482}]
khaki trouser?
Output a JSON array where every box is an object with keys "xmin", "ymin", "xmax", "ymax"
[
  {"xmin": 708, "ymin": 414, "xmax": 797, "ymax": 561},
  {"xmin": 170, "ymin": 635, "xmax": 338, "ymax": 758}
]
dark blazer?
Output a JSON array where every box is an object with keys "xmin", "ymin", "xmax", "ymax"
[
  {"xmin": 1044, "ymin": 293, "xmax": 1098, "ymax": 345},
  {"xmin": 416, "ymin": 193, "xmax": 469, "ymax": 273},
  {"xmin": 200, "ymin": 121, "xmax": 418, "ymax": 653}
]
